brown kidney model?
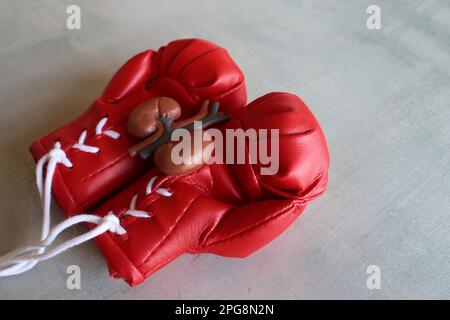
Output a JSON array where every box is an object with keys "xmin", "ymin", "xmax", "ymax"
[
  {"xmin": 127, "ymin": 97, "xmax": 224, "ymax": 175},
  {"xmin": 128, "ymin": 97, "xmax": 181, "ymax": 140},
  {"xmin": 153, "ymin": 128, "xmax": 214, "ymax": 175}
]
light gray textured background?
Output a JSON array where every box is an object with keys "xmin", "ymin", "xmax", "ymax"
[{"xmin": 0, "ymin": 0, "xmax": 449, "ymax": 299}]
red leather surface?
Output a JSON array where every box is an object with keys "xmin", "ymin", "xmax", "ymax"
[
  {"xmin": 93, "ymin": 93, "xmax": 330, "ymax": 286},
  {"xmin": 29, "ymin": 39, "xmax": 247, "ymax": 215}
]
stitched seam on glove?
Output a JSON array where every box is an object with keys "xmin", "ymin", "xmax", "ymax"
[
  {"xmin": 95, "ymin": 226, "xmax": 146, "ymax": 282},
  {"xmin": 137, "ymin": 194, "xmax": 201, "ymax": 269},
  {"xmin": 143, "ymin": 254, "xmax": 182, "ymax": 279},
  {"xmin": 158, "ymin": 39, "xmax": 196, "ymax": 75},
  {"xmin": 227, "ymin": 117, "xmax": 263, "ymax": 199},
  {"xmin": 175, "ymin": 47, "xmax": 223, "ymax": 81},
  {"xmin": 200, "ymin": 201, "xmax": 296, "ymax": 248},
  {"xmin": 79, "ymin": 152, "xmax": 129, "ymax": 183},
  {"xmin": 197, "ymin": 204, "xmax": 236, "ymax": 246},
  {"xmin": 193, "ymin": 79, "xmax": 245, "ymax": 102},
  {"xmin": 242, "ymin": 107, "xmax": 302, "ymax": 123}
]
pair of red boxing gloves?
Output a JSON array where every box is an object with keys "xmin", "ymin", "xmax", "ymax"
[{"xmin": 3, "ymin": 39, "xmax": 329, "ymax": 286}]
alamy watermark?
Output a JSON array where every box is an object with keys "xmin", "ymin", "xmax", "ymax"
[
  {"xmin": 66, "ymin": 5, "xmax": 81, "ymax": 30},
  {"xmin": 66, "ymin": 265, "xmax": 81, "ymax": 290},
  {"xmin": 366, "ymin": 265, "xmax": 381, "ymax": 290},
  {"xmin": 170, "ymin": 121, "xmax": 280, "ymax": 175},
  {"xmin": 366, "ymin": 5, "xmax": 381, "ymax": 30}
]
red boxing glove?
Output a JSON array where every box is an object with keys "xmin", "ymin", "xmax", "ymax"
[
  {"xmin": 29, "ymin": 39, "xmax": 246, "ymax": 215},
  {"xmin": 92, "ymin": 92, "xmax": 329, "ymax": 286}
]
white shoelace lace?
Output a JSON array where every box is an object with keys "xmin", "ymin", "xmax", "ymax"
[{"xmin": 0, "ymin": 118, "xmax": 172, "ymax": 277}]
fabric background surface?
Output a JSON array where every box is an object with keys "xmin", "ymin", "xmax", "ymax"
[{"xmin": 0, "ymin": 0, "xmax": 449, "ymax": 299}]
